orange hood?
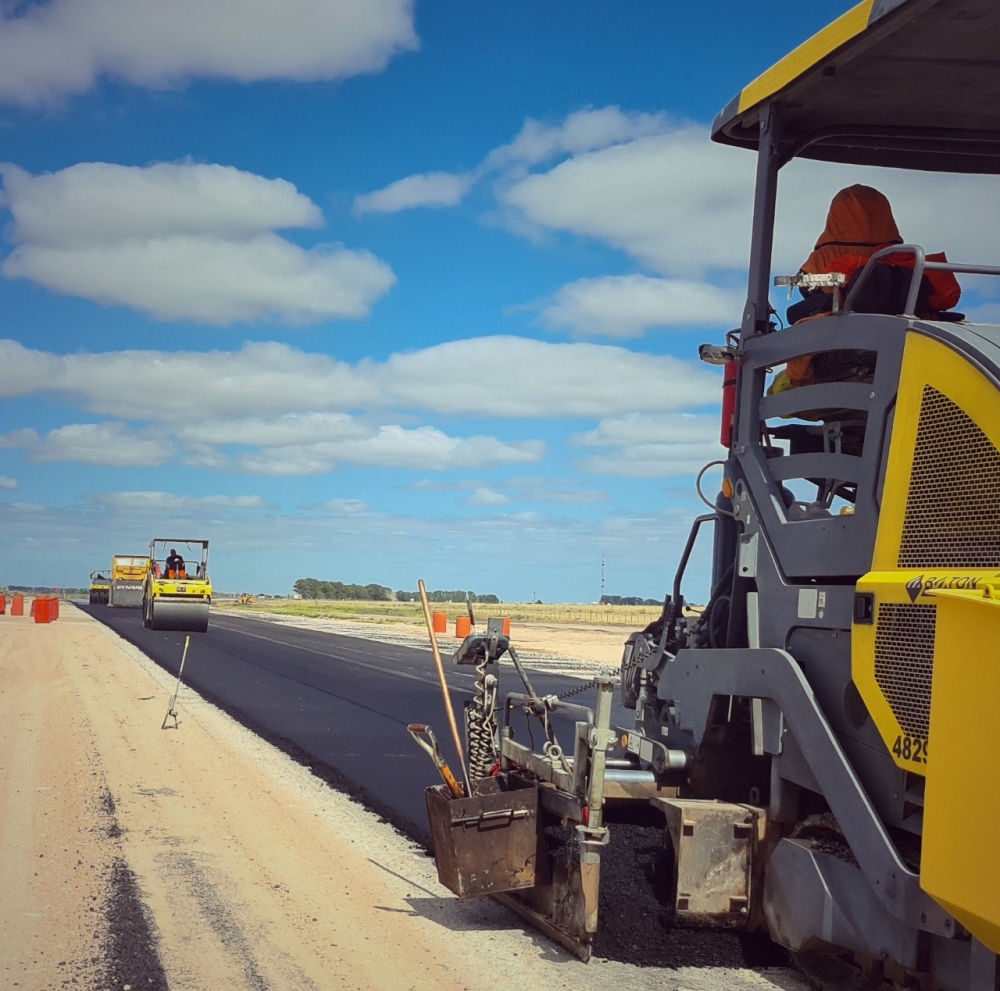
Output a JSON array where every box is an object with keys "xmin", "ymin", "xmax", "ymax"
[{"xmin": 801, "ymin": 184, "xmax": 903, "ymax": 274}]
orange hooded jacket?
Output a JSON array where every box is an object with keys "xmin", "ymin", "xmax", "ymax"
[
  {"xmin": 784, "ymin": 185, "xmax": 961, "ymax": 386},
  {"xmin": 799, "ymin": 184, "xmax": 960, "ymax": 313}
]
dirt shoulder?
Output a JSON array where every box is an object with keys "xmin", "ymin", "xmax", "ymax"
[{"xmin": 0, "ymin": 603, "xmax": 806, "ymax": 991}]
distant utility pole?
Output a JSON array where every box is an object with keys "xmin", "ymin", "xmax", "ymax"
[{"xmin": 600, "ymin": 553, "xmax": 605, "ymax": 602}]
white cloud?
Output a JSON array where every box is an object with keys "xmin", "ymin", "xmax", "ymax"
[
  {"xmin": 6, "ymin": 234, "xmax": 395, "ymax": 325},
  {"xmin": 0, "ymin": 162, "xmax": 395, "ymax": 325},
  {"xmin": 0, "ymin": 162, "xmax": 323, "ymax": 246},
  {"xmin": 92, "ymin": 491, "xmax": 268, "ymax": 512},
  {"xmin": 179, "ymin": 413, "xmax": 545, "ymax": 476},
  {"xmin": 0, "ymin": 475, "xmax": 17, "ymax": 489},
  {"xmin": 0, "ymin": 421, "xmax": 173, "ymax": 467},
  {"xmin": 354, "ymin": 172, "xmax": 476, "ymax": 216},
  {"xmin": 0, "ymin": 341, "xmax": 372, "ymax": 419},
  {"xmin": 462, "ymin": 488, "xmax": 512, "ymax": 507},
  {"xmin": 0, "ymin": 0, "xmax": 417, "ymax": 107},
  {"xmin": 501, "ymin": 477, "xmax": 608, "ymax": 505},
  {"xmin": 581, "ymin": 442, "xmax": 725, "ymax": 478},
  {"xmin": 177, "ymin": 413, "xmax": 367, "ymax": 448},
  {"xmin": 234, "ymin": 426, "xmax": 545, "ymax": 476},
  {"xmin": 501, "ymin": 127, "xmax": 753, "ymax": 278},
  {"xmin": 0, "ymin": 336, "xmax": 720, "ymax": 421},
  {"xmin": 381, "ymin": 336, "xmax": 720, "ymax": 416},
  {"xmin": 233, "ymin": 448, "xmax": 342, "ymax": 477},
  {"xmin": 0, "ymin": 340, "xmax": 62, "ymax": 397},
  {"xmin": 535, "ymin": 274, "xmax": 743, "ymax": 337},
  {"xmin": 353, "ymin": 107, "xmax": 669, "ymax": 216},
  {"xmin": 502, "ymin": 126, "xmax": 1000, "ymax": 284},
  {"xmin": 321, "ymin": 499, "xmax": 370, "ymax": 514},
  {"xmin": 0, "ymin": 427, "xmax": 39, "ymax": 449},
  {"xmin": 574, "ymin": 412, "xmax": 720, "ymax": 447},
  {"xmin": 35, "ymin": 423, "xmax": 174, "ymax": 467},
  {"xmin": 524, "ymin": 488, "xmax": 607, "ymax": 505},
  {"xmin": 574, "ymin": 412, "xmax": 725, "ymax": 478},
  {"xmin": 490, "ymin": 107, "xmax": 670, "ymax": 169},
  {"xmin": 405, "ymin": 476, "xmax": 609, "ymax": 505},
  {"xmin": 333, "ymin": 426, "xmax": 542, "ymax": 470},
  {"xmin": 0, "ymin": 337, "xmax": 728, "ymax": 478}
]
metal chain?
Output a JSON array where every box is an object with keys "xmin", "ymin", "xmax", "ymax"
[{"xmin": 553, "ymin": 668, "xmax": 617, "ymax": 701}]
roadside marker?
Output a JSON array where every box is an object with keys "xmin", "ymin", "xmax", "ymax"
[{"xmin": 161, "ymin": 635, "xmax": 191, "ymax": 730}]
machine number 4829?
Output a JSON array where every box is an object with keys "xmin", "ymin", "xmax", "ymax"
[{"xmin": 892, "ymin": 734, "xmax": 928, "ymax": 764}]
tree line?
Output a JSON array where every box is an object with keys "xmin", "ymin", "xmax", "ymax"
[
  {"xmin": 600, "ymin": 594, "xmax": 663, "ymax": 606},
  {"xmin": 395, "ymin": 589, "xmax": 499, "ymax": 604},
  {"xmin": 292, "ymin": 578, "xmax": 498, "ymax": 603}
]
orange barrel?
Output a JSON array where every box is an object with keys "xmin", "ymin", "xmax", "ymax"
[
  {"xmin": 455, "ymin": 615, "xmax": 471, "ymax": 638},
  {"xmin": 0, "ymin": 594, "xmax": 5, "ymax": 614},
  {"xmin": 11, "ymin": 595, "xmax": 23, "ymax": 616},
  {"xmin": 34, "ymin": 597, "xmax": 52, "ymax": 624},
  {"xmin": 432, "ymin": 611, "xmax": 447, "ymax": 634},
  {"xmin": 502, "ymin": 616, "xmax": 511, "ymax": 636},
  {"xmin": 52, "ymin": 597, "xmax": 60, "ymax": 620}
]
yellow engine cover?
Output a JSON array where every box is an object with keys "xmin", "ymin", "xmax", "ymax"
[
  {"xmin": 920, "ymin": 585, "xmax": 1000, "ymax": 954},
  {"xmin": 853, "ymin": 569, "xmax": 992, "ymax": 775},
  {"xmin": 852, "ymin": 330, "xmax": 1000, "ymax": 952},
  {"xmin": 151, "ymin": 576, "xmax": 212, "ymax": 600}
]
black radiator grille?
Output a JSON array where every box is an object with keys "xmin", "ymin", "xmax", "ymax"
[
  {"xmin": 873, "ymin": 602, "xmax": 936, "ymax": 741},
  {"xmin": 899, "ymin": 385, "xmax": 1000, "ymax": 569}
]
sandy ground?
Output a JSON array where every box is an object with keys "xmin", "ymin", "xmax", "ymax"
[{"xmin": 0, "ymin": 602, "xmax": 809, "ymax": 991}]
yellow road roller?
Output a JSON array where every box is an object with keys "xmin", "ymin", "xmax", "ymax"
[
  {"xmin": 142, "ymin": 538, "xmax": 212, "ymax": 632},
  {"xmin": 88, "ymin": 570, "xmax": 110, "ymax": 605},
  {"xmin": 109, "ymin": 553, "xmax": 148, "ymax": 607}
]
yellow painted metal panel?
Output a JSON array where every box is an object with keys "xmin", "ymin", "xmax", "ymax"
[
  {"xmin": 854, "ymin": 331, "xmax": 1000, "ymax": 773},
  {"xmin": 920, "ymin": 586, "xmax": 1000, "ymax": 953},
  {"xmin": 853, "ymin": 569, "xmax": 976, "ymax": 775},
  {"xmin": 873, "ymin": 332, "xmax": 1000, "ymax": 569},
  {"xmin": 737, "ymin": 1, "xmax": 875, "ymax": 114}
]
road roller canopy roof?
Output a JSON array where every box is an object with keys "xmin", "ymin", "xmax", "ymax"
[
  {"xmin": 148, "ymin": 537, "xmax": 209, "ymax": 572},
  {"xmin": 712, "ymin": 0, "xmax": 1000, "ymax": 174}
]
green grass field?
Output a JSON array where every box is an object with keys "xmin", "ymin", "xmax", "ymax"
[{"xmin": 216, "ymin": 597, "xmax": 667, "ymax": 628}]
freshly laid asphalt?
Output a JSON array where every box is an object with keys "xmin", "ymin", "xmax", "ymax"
[
  {"xmin": 83, "ymin": 603, "xmax": 610, "ymax": 844},
  {"xmin": 81, "ymin": 604, "xmax": 790, "ymax": 971}
]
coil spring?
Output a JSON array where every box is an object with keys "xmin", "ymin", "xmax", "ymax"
[{"xmin": 466, "ymin": 656, "xmax": 499, "ymax": 778}]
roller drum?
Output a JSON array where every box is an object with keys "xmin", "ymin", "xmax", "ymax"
[{"xmin": 149, "ymin": 599, "xmax": 210, "ymax": 633}]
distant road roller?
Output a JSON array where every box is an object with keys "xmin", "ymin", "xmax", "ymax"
[
  {"xmin": 88, "ymin": 570, "xmax": 110, "ymax": 605},
  {"xmin": 109, "ymin": 554, "xmax": 149, "ymax": 607},
  {"xmin": 142, "ymin": 538, "xmax": 212, "ymax": 632}
]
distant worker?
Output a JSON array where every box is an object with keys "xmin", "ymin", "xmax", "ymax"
[
  {"xmin": 165, "ymin": 548, "xmax": 185, "ymax": 579},
  {"xmin": 781, "ymin": 184, "xmax": 961, "ymax": 388}
]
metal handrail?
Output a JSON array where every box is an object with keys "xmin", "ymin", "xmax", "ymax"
[{"xmin": 842, "ymin": 243, "xmax": 1000, "ymax": 317}]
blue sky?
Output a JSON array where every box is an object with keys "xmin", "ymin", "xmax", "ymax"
[{"xmin": 1, "ymin": 0, "xmax": 998, "ymax": 601}]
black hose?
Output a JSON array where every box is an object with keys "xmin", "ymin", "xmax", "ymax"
[{"xmin": 693, "ymin": 560, "xmax": 735, "ymax": 649}]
